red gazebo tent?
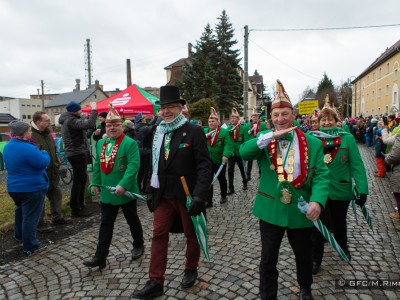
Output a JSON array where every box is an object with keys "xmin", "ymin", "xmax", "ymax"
[{"xmin": 82, "ymin": 84, "xmax": 159, "ymax": 118}]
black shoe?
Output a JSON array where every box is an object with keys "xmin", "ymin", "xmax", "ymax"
[
  {"xmin": 181, "ymin": 268, "xmax": 198, "ymax": 289},
  {"xmin": 132, "ymin": 280, "xmax": 164, "ymax": 299},
  {"xmin": 227, "ymin": 189, "xmax": 235, "ymax": 195},
  {"xmin": 131, "ymin": 246, "xmax": 144, "ymax": 260},
  {"xmin": 242, "ymin": 184, "xmax": 248, "ymax": 190},
  {"xmin": 220, "ymin": 197, "xmax": 227, "ymax": 204},
  {"xmin": 206, "ymin": 202, "xmax": 213, "ymax": 208},
  {"xmin": 71, "ymin": 209, "xmax": 91, "ymax": 218},
  {"xmin": 298, "ymin": 286, "xmax": 313, "ymax": 300},
  {"xmin": 83, "ymin": 256, "xmax": 106, "ymax": 270},
  {"xmin": 312, "ymin": 262, "xmax": 320, "ymax": 275},
  {"xmin": 24, "ymin": 244, "xmax": 48, "ymax": 256},
  {"xmin": 247, "ymin": 175, "xmax": 251, "ymax": 181},
  {"xmin": 37, "ymin": 222, "xmax": 54, "ymax": 233},
  {"xmin": 52, "ymin": 217, "xmax": 72, "ymax": 225}
]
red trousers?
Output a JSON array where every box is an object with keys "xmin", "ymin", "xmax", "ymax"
[
  {"xmin": 376, "ymin": 157, "xmax": 386, "ymax": 177},
  {"xmin": 149, "ymin": 198, "xmax": 200, "ymax": 285}
]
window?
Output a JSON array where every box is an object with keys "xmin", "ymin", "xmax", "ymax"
[
  {"xmin": 27, "ymin": 104, "xmax": 31, "ymax": 107},
  {"xmin": 387, "ymin": 63, "xmax": 390, "ymax": 74},
  {"xmin": 373, "ymin": 72, "xmax": 375, "ymax": 81},
  {"xmin": 372, "ymin": 109, "xmax": 375, "ymax": 115},
  {"xmin": 395, "ymin": 92, "xmax": 398, "ymax": 105},
  {"xmin": 22, "ymin": 104, "xmax": 25, "ymax": 107},
  {"xmin": 386, "ymin": 85, "xmax": 389, "ymax": 95},
  {"xmin": 27, "ymin": 115, "xmax": 31, "ymax": 119},
  {"xmin": 22, "ymin": 115, "xmax": 26, "ymax": 119},
  {"xmin": 372, "ymin": 91, "xmax": 375, "ymax": 101},
  {"xmin": 395, "ymin": 69, "xmax": 398, "ymax": 81},
  {"xmin": 378, "ymin": 88, "xmax": 381, "ymax": 98},
  {"xmin": 37, "ymin": 104, "xmax": 41, "ymax": 107},
  {"xmin": 379, "ymin": 68, "xmax": 382, "ymax": 78},
  {"xmin": 32, "ymin": 105, "xmax": 36, "ymax": 107},
  {"xmin": 378, "ymin": 108, "xmax": 381, "ymax": 115},
  {"xmin": 386, "ymin": 106, "xmax": 389, "ymax": 114}
]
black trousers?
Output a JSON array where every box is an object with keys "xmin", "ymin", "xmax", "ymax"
[
  {"xmin": 312, "ymin": 199, "xmax": 350, "ymax": 264},
  {"xmin": 137, "ymin": 154, "xmax": 151, "ymax": 192},
  {"xmin": 95, "ymin": 201, "xmax": 144, "ymax": 258},
  {"xmin": 259, "ymin": 220, "xmax": 313, "ymax": 300},
  {"xmin": 207, "ymin": 163, "xmax": 227, "ymax": 205},
  {"xmin": 228, "ymin": 155, "xmax": 247, "ymax": 190},
  {"xmin": 67, "ymin": 153, "xmax": 88, "ymax": 212}
]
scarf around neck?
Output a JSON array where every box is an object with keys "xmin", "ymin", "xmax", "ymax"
[{"xmin": 151, "ymin": 113, "xmax": 187, "ymax": 188}]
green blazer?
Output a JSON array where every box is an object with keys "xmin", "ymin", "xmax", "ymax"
[
  {"xmin": 204, "ymin": 127, "xmax": 233, "ymax": 164},
  {"xmin": 240, "ymin": 130, "xmax": 330, "ymax": 228},
  {"xmin": 316, "ymin": 131, "xmax": 368, "ymax": 200},
  {"xmin": 227, "ymin": 124, "xmax": 247, "ymax": 156},
  {"xmin": 92, "ymin": 135, "xmax": 140, "ymax": 205},
  {"xmin": 244, "ymin": 121, "xmax": 267, "ymax": 142}
]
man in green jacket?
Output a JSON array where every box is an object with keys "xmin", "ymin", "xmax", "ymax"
[
  {"xmin": 244, "ymin": 108, "xmax": 267, "ymax": 180},
  {"xmin": 83, "ymin": 104, "xmax": 144, "ymax": 270},
  {"xmin": 31, "ymin": 112, "xmax": 72, "ymax": 227},
  {"xmin": 204, "ymin": 107, "xmax": 233, "ymax": 206},
  {"xmin": 240, "ymin": 80, "xmax": 329, "ymax": 300},
  {"xmin": 227, "ymin": 108, "xmax": 248, "ymax": 194}
]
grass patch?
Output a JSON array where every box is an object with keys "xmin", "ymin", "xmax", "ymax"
[{"xmin": 0, "ymin": 192, "xmax": 72, "ymax": 236}]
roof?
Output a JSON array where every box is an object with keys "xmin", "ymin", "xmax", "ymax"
[
  {"xmin": 356, "ymin": 39, "xmax": 400, "ymax": 81},
  {"xmin": 164, "ymin": 58, "xmax": 191, "ymax": 69},
  {"xmin": 0, "ymin": 113, "xmax": 17, "ymax": 123},
  {"xmin": 45, "ymin": 88, "xmax": 98, "ymax": 108}
]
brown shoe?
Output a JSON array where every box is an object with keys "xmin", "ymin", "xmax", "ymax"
[{"xmin": 389, "ymin": 212, "xmax": 400, "ymax": 220}]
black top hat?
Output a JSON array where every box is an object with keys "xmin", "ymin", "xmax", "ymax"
[{"xmin": 159, "ymin": 85, "xmax": 186, "ymax": 105}]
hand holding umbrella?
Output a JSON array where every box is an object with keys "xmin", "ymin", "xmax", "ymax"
[
  {"xmin": 210, "ymin": 162, "xmax": 225, "ymax": 187},
  {"xmin": 88, "ymin": 184, "xmax": 147, "ymax": 202},
  {"xmin": 180, "ymin": 176, "xmax": 210, "ymax": 260}
]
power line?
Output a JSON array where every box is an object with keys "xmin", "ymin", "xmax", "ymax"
[
  {"xmin": 250, "ymin": 23, "xmax": 400, "ymax": 32},
  {"xmin": 249, "ymin": 38, "xmax": 319, "ymax": 80}
]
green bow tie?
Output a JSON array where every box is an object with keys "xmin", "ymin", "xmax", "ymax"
[{"xmin": 279, "ymin": 133, "xmax": 293, "ymax": 142}]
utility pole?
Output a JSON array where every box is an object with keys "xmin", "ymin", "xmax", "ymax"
[
  {"xmin": 127, "ymin": 59, "xmax": 132, "ymax": 87},
  {"xmin": 85, "ymin": 38, "xmax": 93, "ymax": 88},
  {"xmin": 243, "ymin": 25, "xmax": 249, "ymax": 118},
  {"xmin": 41, "ymin": 80, "xmax": 45, "ymax": 112}
]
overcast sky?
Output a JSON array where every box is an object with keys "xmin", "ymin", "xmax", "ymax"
[{"xmin": 1, "ymin": 0, "xmax": 399, "ymax": 105}]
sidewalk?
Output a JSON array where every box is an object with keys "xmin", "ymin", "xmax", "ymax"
[{"xmin": 0, "ymin": 144, "xmax": 399, "ymax": 299}]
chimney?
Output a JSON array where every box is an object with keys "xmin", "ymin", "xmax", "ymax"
[
  {"xmin": 188, "ymin": 43, "xmax": 193, "ymax": 57},
  {"xmin": 95, "ymin": 80, "xmax": 99, "ymax": 88},
  {"xmin": 74, "ymin": 79, "xmax": 81, "ymax": 91}
]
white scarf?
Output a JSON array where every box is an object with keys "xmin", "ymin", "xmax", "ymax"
[{"xmin": 151, "ymin": 113, "xmax": 187, "ymax": 188}]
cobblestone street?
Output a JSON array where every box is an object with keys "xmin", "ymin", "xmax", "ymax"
[{"xmin": 1, "ymin": 144, "xmax": 399, "ymax": 299}]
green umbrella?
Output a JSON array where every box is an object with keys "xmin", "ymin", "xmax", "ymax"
[
  {"xmin": 210, "ymin": 162, "xmax": 225, "ymax": 187},
  {"xmin": 353, "ymin": 185, "xmax": 373, "ymax": 232},
  {"xmin": 88, "ymin": 184, "xmax": 147, "ymax": 202},
  {"xmin": 277, "ymin": 181, "xmax": 351, "ymax": 263},
  {"xmin": 180, "ymin": 176, "xmax": 210, "ymax": 260}
]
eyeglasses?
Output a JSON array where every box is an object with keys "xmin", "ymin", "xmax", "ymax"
[
  {"xmin": 160, "ymin": 105, "xmax": 180, "ymax": 111},
  {"xmin": 106, "ymin": 124, "xmax": 122, "ymax": 128}
]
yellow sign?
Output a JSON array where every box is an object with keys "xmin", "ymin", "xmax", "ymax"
[{"xmin": 298, "ymin": 100, "xmax": 319, "ymax": 115}]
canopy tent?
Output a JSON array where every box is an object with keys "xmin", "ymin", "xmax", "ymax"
[{"xmin": 82, "ymin": 84, "xmax": 159, "ymax": 118}]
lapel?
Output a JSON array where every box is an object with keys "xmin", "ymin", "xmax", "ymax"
[{"xmin": 165, "ymin": 125, "xmax": 186, "ymax": 168}]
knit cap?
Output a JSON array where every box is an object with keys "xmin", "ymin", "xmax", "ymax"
[
  {"xmin": 9, "ymin": 120, "xmax": 30, "ymax": 137},
  {"xmin": 66, "ymin": 101, "xmax": 81, "ymax": 112}
]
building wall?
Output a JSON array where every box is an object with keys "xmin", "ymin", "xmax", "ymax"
[
  {"xmin": 0, "ymin": 98, "xmax": 51, "ymax": 122},
  {"xmin": 353, "ymin": 52, "xmax": 400, "ymax": 117}
]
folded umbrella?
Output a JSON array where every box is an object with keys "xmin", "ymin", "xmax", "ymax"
[
  {"xmin": 353, "ymin": 185, "xmax": 373, "ymax": 232},
  {"xmin": 180, "ymin": 176, "xmax": 210, "ymax": 260},
  {"xmin": 210, "ymin": 162, "xmax": 225, "ymax": 187},
  {"xmin": 277, "ymin": 181, "xmax": 351, "ymax": 264},
  {"xmin": 88, "ymin": 184, "xmax": 147, "ymax": 202}
]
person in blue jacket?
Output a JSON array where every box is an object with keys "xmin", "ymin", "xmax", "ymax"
[{"xmin": 3, "ymin": 120, "xmax": 50, "ymax": 255}]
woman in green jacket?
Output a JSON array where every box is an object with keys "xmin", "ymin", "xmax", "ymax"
[{"xmin": 310, "ymin": 99, "xmax": 368, "ymax": 274}]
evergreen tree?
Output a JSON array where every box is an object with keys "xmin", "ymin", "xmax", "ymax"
[
  {"xmin": 316, "ymin": 73, "xmax": 337, "ymax": 108},
  {"xmin": 214, "ymin": 10, "xmax": 242, "ymax": 117},
  {"xmin": 181, "ymin": 24, "xmax": 220, "ymax": 102}
]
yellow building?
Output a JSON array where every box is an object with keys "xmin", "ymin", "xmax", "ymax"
[{"xmin": 352, "ymin": 39, "xmax": 400, "ymax": 117}]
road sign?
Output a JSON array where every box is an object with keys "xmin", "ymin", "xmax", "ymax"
[{"xmin": 298, "ymin": 100, "xmax": 319, "ymax": 115}]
